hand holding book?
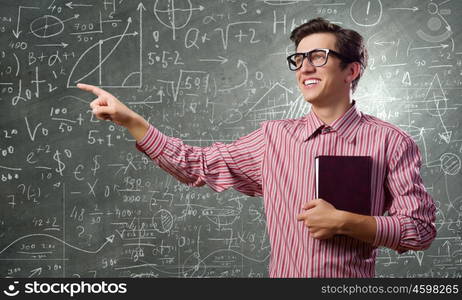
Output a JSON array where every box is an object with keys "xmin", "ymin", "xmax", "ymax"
[
  {"xmin": 315, "ymin": 155, "xmax": 372, "ymax": 216},
  {"xmin": 297, "ymin": 155, "xmax": 373, "ymax": 240}
]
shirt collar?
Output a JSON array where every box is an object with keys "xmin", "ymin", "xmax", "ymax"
[{"xmin": 303, "ymin": 100, "xmax": 363, "ymax": 144}]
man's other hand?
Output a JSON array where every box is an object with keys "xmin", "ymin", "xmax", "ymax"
[{"xmin": 297, "ymin": 198, "xmax": 344, "ymax": 240}]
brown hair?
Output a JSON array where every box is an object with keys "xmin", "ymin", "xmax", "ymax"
[{"xmin": 290, "ymin": 17, "xmax": 368, "ymax": 93}]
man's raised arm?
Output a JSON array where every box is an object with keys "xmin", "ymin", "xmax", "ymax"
[{"xmin": 77, "ymin": 83, "xmax": 264, "ymax": 197}]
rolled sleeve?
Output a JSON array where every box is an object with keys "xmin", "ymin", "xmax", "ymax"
[
  {"xmin": 373, "ymin": 135, "xmax": 436, "ymax": 253},
  {"xmin": 373, "ymin": 215, "xmax": 401, "ymax": 250},
  {"xmin": 136, "ymin": 124, "xmax": 168, "ymax": 159}
]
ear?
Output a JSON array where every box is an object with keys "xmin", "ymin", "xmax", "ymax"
[{"xmin": 344, "ymin": 62, "xmax": 361, "ymax": 84}]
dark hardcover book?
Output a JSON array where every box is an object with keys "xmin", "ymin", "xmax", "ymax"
[{"xmin": 315, "ymin": 155, "xmax": 372, "ymax": 215}]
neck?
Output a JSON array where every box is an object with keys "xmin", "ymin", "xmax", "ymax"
[{"xmin": 311, "ymin": 96, "xmax": 353, "ymax": 125}]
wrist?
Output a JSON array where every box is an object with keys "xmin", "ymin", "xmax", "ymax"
[
  {"xmin": 335, "ymin": 211, "xmax": 377, "ymax": 244},
  {"xmin": 336, "ymin": 210, "xmax": 354, "ymax": 235},
  {"xmin": 126, "ymin": 112, "xmax": 149, "ymax": 142}
]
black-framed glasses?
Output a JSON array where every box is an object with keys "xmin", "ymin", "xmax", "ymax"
[{"xmin": 286, "ymin": 48, "xmax": 353, "ymax": 71}]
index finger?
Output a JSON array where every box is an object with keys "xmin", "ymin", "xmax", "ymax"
[
  {"xmin": 303, "ymin": 200, "xmax": 317, "ymax": 210},
  {"xmin": 77, "ymin": 83, "xmax": 107, "ymax": 97}
]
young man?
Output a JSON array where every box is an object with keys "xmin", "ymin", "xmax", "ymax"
[{"xmin": 77, "ymin": 18, "xmax": 436, "ymax": 277}]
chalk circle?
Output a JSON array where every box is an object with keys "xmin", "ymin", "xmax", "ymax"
[
  {"xmin": 222, "ymin": 108, "xmax": 242, "ymax": 124},
  {"xmin": 453, "ymin": 195, "xmax": 462, "ymax": 215},
  {"xmin": 182, "ymin": 252, "xmax": 207, "ymax": 277},
  {"xmin": 440, "ymin": 153, "xmax": 461, "ymax": 176},
  {"xmin": 151, "ymin": 209, "xmax": 174, "ymax": 233},
  {"xmin": 428, "ymin": 16, "xmax": 442, "ymax": 31},
  {"xmin": 30, "ymin": 15, "xmax": 64, "ymax": 38},
  {"xmin": 427, "ymin": 2, "xmax": 438, "ymax": 15},
  {"xmin": 426, "ymin": 95, "xmax": 447, "ymax": 117},
  {"xmin": 153, "ymin": 0, "xmax": 193, "ymax": 30},
  {"xmin": 350, "ymin": 0, "xmax": 383, "ymax": 27}
]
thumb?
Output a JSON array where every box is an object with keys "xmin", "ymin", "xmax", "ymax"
[
  {"xmin": 90, "ymin": 98, "xmax": 108, "ymax": 110},
  {"xmin": 93, "ymin": 106, "xmax": 113, "ymax": 120},
  {"xmin": 296, "ymin": 213, "xmax": 305, "ymax": 221}
]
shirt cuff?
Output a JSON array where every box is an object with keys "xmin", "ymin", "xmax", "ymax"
[
  {"xmin": 135, "ymin": 124, "xmax": 168, "ymax": 159},
  {"xmin": 372, "ymin": 216, "xmax": 401, "ymax": 250}
]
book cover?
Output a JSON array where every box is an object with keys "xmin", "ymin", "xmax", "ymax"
[{"xmin": 315, "ymin": 155, "xmax": 372, "ymax": 215}]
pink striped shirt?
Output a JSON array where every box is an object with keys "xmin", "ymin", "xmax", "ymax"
[{"xmin": 135, "ymin": 101, "xmax": 436, "ymax": 277}]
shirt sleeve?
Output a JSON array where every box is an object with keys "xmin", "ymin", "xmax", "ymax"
[
  {"xmin": 372, "ymin": 135, "xmax": 436, "ymax": 254},
  {"xmin": 135, "ymin": 124, "xmax": 264, "ymax": 197}
]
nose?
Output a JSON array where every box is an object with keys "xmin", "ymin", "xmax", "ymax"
[{"xmin": 299, "ymin": 56, "xmax": 315, "ymax": 72}]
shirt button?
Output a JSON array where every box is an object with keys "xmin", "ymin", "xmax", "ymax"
[{"xmin": 322, "ymin": 127, "xmax": 331, "ymax": 134}]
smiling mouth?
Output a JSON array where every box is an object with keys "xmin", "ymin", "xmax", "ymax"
[{"xmin": 303, "ymin": 79, "xmax": 321, "ymax": 88}]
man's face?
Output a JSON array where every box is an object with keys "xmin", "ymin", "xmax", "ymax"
[{"xmin": 295, "ymin": 33, "xmax": 351, "ymax": 106}]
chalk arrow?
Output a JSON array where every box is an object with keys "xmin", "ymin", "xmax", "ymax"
[
  {"xmin": 29, "ymin": 267, "xmax": 42, "ymax": 278},
  {"xmin": 0, "ymin": 233, "xmax": 116, "ymax": 256},
  {"xmin": 65, "ymin": 2, "xmax": 93, "ymax": 9},
  {"xmin": 199, "ymin": 56, "xmax": 228, "ymax": 64},
  {"xmin": 389, "ymin": 7, "xmax": 419, "ymax": 12},
  {"xmin": 37, "ymin": 42, "xmax": 69, "ymax": 48},
  {"xmin": 13, "ymin": 6, "xmax": 39, "ymax": 38}
]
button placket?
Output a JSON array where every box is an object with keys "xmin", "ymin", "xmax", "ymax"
[{"xmin": 322, "ymin": 126, "xmax": 331, "ymax": 134}]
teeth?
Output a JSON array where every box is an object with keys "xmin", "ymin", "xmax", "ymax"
[{"xmin": 304, "ymin": 79, "xmax": 320, "ymax": 86}]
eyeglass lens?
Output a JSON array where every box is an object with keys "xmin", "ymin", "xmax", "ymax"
[{"xmin": 290, "ymin": 50, "xmax": 328, "ymax": 69}]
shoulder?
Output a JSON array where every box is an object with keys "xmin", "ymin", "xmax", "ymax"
[
  {"xmin": 361, "ymin": 113, "xmax": 414, "ymax": 144},
  {"xmin": 361, "ymin": 113, "xmax": 420, "ymax": 163}
]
